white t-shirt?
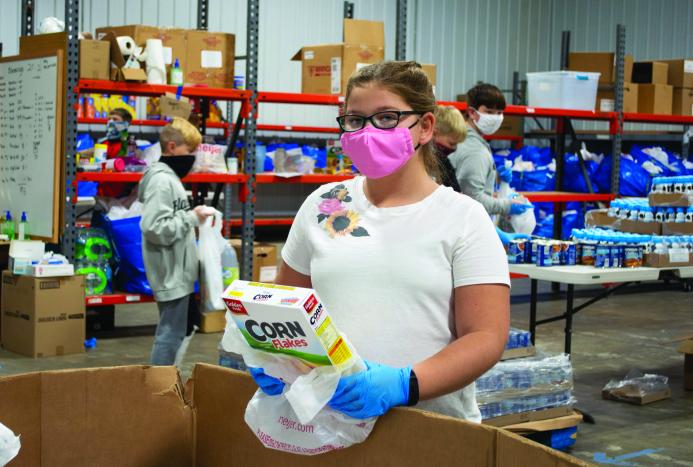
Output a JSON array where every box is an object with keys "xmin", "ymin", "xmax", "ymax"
[{"xmin": 281, "ymin": 176, "xmax": 510, "ymax": 421}]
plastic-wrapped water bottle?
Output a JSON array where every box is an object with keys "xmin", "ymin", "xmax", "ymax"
[
  {"xmin": 221, "ymin": 244, "xmax": 239, "ymax": 289},
  {"xmin": 666, "ymin": 208, "xmax": 677, "ymax": 223},
  {"xmin": 628, "ymin": 205, "xmax": 639, "ymax": 221},
  {"xmin": 675, "ymin": 208, "xmax": 686, "ymax": 223},
  {"xmin": 686, "ymin": 207, "xmax": 693, "ymax": 223},
  {"xmin": 674, "ymin": 176, "xmax": 685, "ymax": 194}
]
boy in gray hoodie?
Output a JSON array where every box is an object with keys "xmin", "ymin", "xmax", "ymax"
[{"xmin": 139, "ymin": 118, "xmax": 212, "ymax": 365}]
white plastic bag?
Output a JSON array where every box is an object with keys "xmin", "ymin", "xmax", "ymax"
[
  {"xmin": 191, "ymin": 144, "xmax": 228, "ymax": 174},
  {"xmin": 510, "ymin": 201, "xmax": 537, "ymax": 235},
  {"xmin": 0, "ymin": 422, "xmax": 20, "ymax": 466},
  {"xmin": 220, "ymin": 314, "xmax": 375, "ymax": 455},
  {"xmin": 198, "ymin": 210, "xmax": 226, "ymax": 312}
]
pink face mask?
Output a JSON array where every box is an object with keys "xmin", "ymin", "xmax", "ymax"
[{"xmin": 340, "ymin": 126, "xmax": 417, "ymax": 179}]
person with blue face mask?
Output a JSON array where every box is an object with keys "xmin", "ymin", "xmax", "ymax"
[{"xmin": 449, "ymin": 84, "xmax": 532, "ymax": 218}]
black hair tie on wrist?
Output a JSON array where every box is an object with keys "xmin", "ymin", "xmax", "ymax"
[{"xmin": 407, "ymin": 369, "xmax": 419, "ymax": 406}]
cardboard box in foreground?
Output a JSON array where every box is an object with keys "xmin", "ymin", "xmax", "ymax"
[{"xmin": 0, "ymin": 364, "xmax": 591, "ymax": 466}]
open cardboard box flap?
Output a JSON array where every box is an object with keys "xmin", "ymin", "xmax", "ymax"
[{"xmin": 0, "ymin": 364, "xmax": 589, "ymax": 466}]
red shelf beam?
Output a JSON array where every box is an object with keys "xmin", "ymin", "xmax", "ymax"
[
  {"xmin": 76, "ymin": 172, "xmax": 247, "ymax": 184},
  {"xmin": 438, "ymin": 100, "xmax": 616, "ymax": 121},
  {"xmin": 86, "ymin": 293, "xmax": 154, "ymax": 307},
  {"xmin": 78, "ymin": 117, "xmax": 228, "ymax": 129},
  {"xmin": 76, "ymin": 79, "xmax": 251, "ymax": 100},
  {"xmin": 255, "ymin": 174, "xmax": 353, "ymax": 184},
  {"xmin": 257, "ymin": 91, "xmax": 343, "ymax": 106},
  {"xmin": 520, "ymin": 191, "xmax": 615, "ymax": 202},
  {"xmin": 623, "ymin": 113, "xmax": 693, "ymax": 125}
]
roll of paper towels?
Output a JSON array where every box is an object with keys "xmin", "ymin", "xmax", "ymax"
[{"xmin": 144, "ymin": 39, "xmax": 166, "ymax": 85}]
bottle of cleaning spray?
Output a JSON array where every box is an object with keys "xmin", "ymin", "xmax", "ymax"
[
  {"xmin": 18, "ymin": 211, "xmax": 28, "ymax": 240},
  {"xmin": 169, "ymin": 58, "xmax": 184, "ymax": 86},
  {"xmin": 3, "ymin": 211, "xmax": 14, "ymax": 240}
]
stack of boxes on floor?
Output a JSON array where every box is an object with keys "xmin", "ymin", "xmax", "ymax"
[
  {"xmin": 1, "ymin": 241, "xmax": 85, "ymax": 358},
  {"xmin": 569, "ymin": 52, "xmax": 693, "ymax": 115},
  {"xmin": 475, "ymin": 329, "xmax": 580, "ymax": 451}
]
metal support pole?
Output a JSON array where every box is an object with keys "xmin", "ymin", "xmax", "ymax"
[
  {"xmin": 511, "ymin": 71, "xmax": 520, "ymax": 105},
  {"xmin": 197, "ymin": 0, "xmax": 209, "ymax": 30},
  {"xmin": 62, "ymin": 0, "xmax": 80, "ymax": 261},
  {"xmin": 529, "ymin": 279, "xmax": 538, "ymax": 345},
  {"xmin": 564, "ymin": 284, "xmax": 575, "ymax": 354},
  {"xmin": 343, "ymin": 1, "xmax": 354, "ymax": 19},
  {"xmin": 22, "ymin": 0, "xmax": 35, "ymax": 36},
  {"xmin": 241, "ymin": 0, "xmax": 260, "ymax": 281},
  {"xmin": 560, "ymin": 31, "xmax": 570, "ymax": 70},
  {"xmin": 395, "ymin": 0, "xmax": 407, "ymax": 61},
  {"xmin": 610, "ymin": 24, "xmax": 626, "ymax": 195}
]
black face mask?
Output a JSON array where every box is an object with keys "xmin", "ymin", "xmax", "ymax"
[
  {"xmin": 161, "ymin": 155, "xmax": 196, "ymax": 179},
  {"xmin": 434, "ymin": 142, "xmax": 456, "ymax": 157}
]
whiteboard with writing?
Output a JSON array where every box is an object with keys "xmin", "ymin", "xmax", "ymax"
[{"xmin": 0, "ymin": 55, "xmax": 61, "ymax": 241}]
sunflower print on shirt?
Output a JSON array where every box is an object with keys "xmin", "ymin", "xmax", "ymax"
[{"xmin": 316, "ymin": 184, "xmax": 370, "ymax": 238}]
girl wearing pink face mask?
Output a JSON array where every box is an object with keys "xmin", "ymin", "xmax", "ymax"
[{"xmin": 248, "ymin": 61, "xmax": 510, "ymax": 423}]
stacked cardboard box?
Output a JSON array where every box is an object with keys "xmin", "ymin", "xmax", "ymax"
[
  {"xmin": 633, "ymin": 61, "xmax": 673, "ymax": 114},
  {"xmin": 569, "ymin": 52, "xmax": 636, "ymax": 112},
  {"xmin": 660, "ymin": 59, "xmax": 693, "ymax": 116},
  {"xmin": 292, "ymin": 19, "xmax": 385, "ymax": 95},
  {"xmin": 19, "ymin": 33, "xmax": 110, "ymax": 80}
]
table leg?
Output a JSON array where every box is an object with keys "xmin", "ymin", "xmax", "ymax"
[
  {"xmin": 530, "ymin": 279, "xmax": 538, "ymax": 345},
  {"xmin": 565, "ymin": 284, "xmax": 575, "ymax": 354}
]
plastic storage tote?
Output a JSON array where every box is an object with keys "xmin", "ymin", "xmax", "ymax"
[{"xmin": 526, "ymin": 71, "xmax": 600, "ymax": 111}]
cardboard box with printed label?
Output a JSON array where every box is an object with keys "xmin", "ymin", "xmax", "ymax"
[
  {"xmin": 1, "ymin": 271, "xmax": 85, "ymax": 357},
  {"xmin": 596, "ymin": 82, "xmax": 639, "ymax": 112},
  {"xmin": 644, "ymin": 251, "xmax": 693, "ymax": 268},
  {"xmin": 568, "ymin": 52, "xmax": 633, "ymax": 83},
  {"xmin": 184, "ymin": 31, "xmax": 235, "ymax": 88},
  {"xmin": 585, "ymin": 209, "xmax": 662, "ymax": 235},
  {"xmin": 8, "ymin": 240, "xmax": 45, "ymax": 275},
  {"xmin": 638, "ymin": 84, "xmax": 673, "ymax": 115},
  {"xmin": 292, "ymin": 19, "xmax": 385, "ymax": 95},
  {"xmin": 632, "ymin": 61, "xmax": 669, "ymax": 85},
  {"xmin": 0, "ymin": 363, "xmax": 591, "ymax": 467},
  {"xmin": 673, "ymin": 87, "xmax": 693, "ymax": 116},
  {"xmin": 230, "ymin": 240, "xmax": 278, "ymax": 283},
  {"xmin": 659, "ymin": 59, "xmax": 693, "ymax": 88},
  {"xmin": 649, "ymin": 192, "xmax": 693, "ymax": 207},
  {"xmin": 19, "ymin": 34, "xmax": 110, "ymax": 80}
]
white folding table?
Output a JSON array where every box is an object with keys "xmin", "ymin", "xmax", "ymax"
[{"xmin": 509, "ymin": 264, "xmax": 693, "ymax": 353}]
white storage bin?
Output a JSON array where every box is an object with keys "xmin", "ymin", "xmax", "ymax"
[{"xmin": 526, "ymin": 71, "xmax": 601, "ymax": 111}]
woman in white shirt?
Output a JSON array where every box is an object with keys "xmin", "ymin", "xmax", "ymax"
[{"xmin": 249, "ymin": 61, "xmax": 510, "ymax": 422}]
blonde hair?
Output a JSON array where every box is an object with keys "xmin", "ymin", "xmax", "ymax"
[
  {"xmin": 434, "ymin": 106, "xmax": 467, "ymax": 144},
  {"xmin": 344, "ymin": 61, "xmax": 441, "ymax": 181},
  {"xmin": 160, "ymin": 117, "xmax": 202, "ymax": 153}
]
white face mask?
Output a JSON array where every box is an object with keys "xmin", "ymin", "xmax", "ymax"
[{"xmin": 473, "ymin": 109, "xmax": 504, "ymax": 135}]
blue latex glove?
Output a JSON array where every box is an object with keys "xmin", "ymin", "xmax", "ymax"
[
  {"xmin": 509, "ymin": 202, "xmax": 533, "ymax": 216},
  {"xmin": 248, "ymin": 367, "xmax": 285, "ymax": 396},
  {"xmin": 328, "ymin": 360, "xmax": 411, "ymax": 419},
  {"xmin": 496, "ymin": 227, "xmax": 530, "ymax": 246},
  {"xmin": 497, "ymin": 165, "xmax": 513, "ymax": 184}
]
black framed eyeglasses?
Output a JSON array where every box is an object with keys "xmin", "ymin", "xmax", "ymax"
[{"xmin": 336, "ymin": 110, "xmax": 423, "ymax": 132}]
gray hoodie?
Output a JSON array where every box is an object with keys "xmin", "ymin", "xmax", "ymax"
[
  {"xmin": 448, "ymin": 126, "xmax": 511, "ymax": 216},
  {"xmin": 138, "ymin": 162, "xmax": 199, "ymax": 302}
]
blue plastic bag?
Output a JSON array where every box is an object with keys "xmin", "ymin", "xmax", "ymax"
[
  {"xmin": 594, "ymin": 155, "xmax": 651, "ymax": 196},
  {"xmin": 77, "ymin": 181, "xmax": 98, "ymax": 197},
  {"xmin": 94, "ymin": 213, "xmax": 152, "ymax": 296},
  {"xmin": 563, "ymin": 154, "xmax": 600, "ymax": 193}
]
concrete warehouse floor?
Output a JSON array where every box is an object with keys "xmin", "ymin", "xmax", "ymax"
[{"xmin": 0, "ymin": 278, "xmax": 691, "ymax": 466}]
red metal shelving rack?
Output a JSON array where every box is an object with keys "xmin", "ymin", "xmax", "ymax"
[{"xmin": 76, "ymin": 172, "xmax": 247, "ymax": 184}]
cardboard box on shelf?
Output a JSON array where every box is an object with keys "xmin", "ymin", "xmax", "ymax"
[
  {"xmin": 496, "ymin": 115, "xmax": 524, "ymax": 138},
  {"xmin": 632, "ymin": 61, "xmax": 669, "ymax": 85},
  {"xmin": 101, "ymin": 31, "xmax": 147, "ymax": 82},
  {"xmin": 95, "ymin": 25, "xmax": 187, "ymax": 71},
  {"xmin": 184, "ymin": 31, "xmax": 235, "ymax": 88},
  {"xmin": 672, "ymin": 87, "xmax": 693, "ymax": 116},
  {"xmin": 568, "ymin": 52, "xmax": 633, "ymax": 83},
  {"xmin": 421, "ymin": 63, "xmax": 437, "ymax": 86},
  {"xmin": 229, "ymin": 240, "xmax": 278, "ymax": 283},
  {"xmin": 483, "ymin": 405, "xmax": 574, "ymax": 428},
  {"xmin": 648, "ymin": 192, "xmax": 693, "ymax": 207},
  {"xmin": 659, "ymin": 59, "xmax": 693, "ymax": 88},
  {"xmin": 1, "ymin": 271, "xmax": 85, "ymax": 358},
  {"xmin": 292, "ymin": 19, "xmax": 385, "ymax": 95},
  {"xmin": 0, "ymin": 363, "xmax": 590, "ymax": 467},
  {"xmin": 637, "ymin": 83, "xmax": 673, "ymax": 115},
  {"xmin": 19, "ymin": 34, "xmax": 110, "ymax": 80},
  {"xmin": 597, "ymin": 82, "xmax": 638, "ymax": 112}
]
